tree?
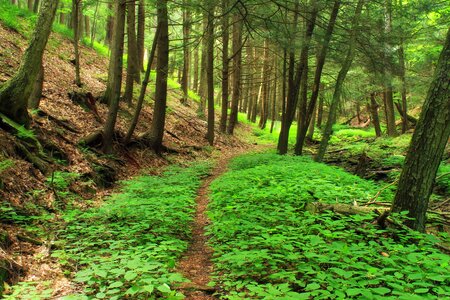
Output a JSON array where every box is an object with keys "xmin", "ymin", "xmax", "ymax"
[
  {"xmin": 181, "ymin": 0, "xmax": 191, "ymax": 105},
  {"xmin": 391, "ymin": 28, "xmax": 450, "ymax": 232},
  {"xmin": 219, "ymin": 0, "xmax": 229, "ymax": 133},
  {"xmin": 205, "ymin": 0, "xmax": 215, "ymax": 145},
  {"xmin": 295, "ymin": 0, "xmax": 341, "ymax": 155},
  {"xmin": 125, "ymin": 25, "xmax": 160, "ymax": 144},
  {"xmin": 315, "ymin": 0, "xmax": 364, "ymax": 162},
  {"xmin": 72, "ymin": 0, "xmax": 82, "ymax": 87},
  {"xmin": 0, "ymin": 0, "xmax": 59, "ymax": 126},
  {"xmin": 142, "ymin": 0, "xmax": 169, "ymax": 152},
  {"xmin": 102, "ymin": 0, "xmax": 126, "ymax": 153},
  {"xmin": 137, "ymin": 0, "xmax": 145, "ymax": 72},
  {"xmin": 227, "ymin": 12, "xmax": 243, "ymax": 135},
  {"xmin": 277, "ymin": 1, "xmax": 317, "ymax": 154},
  {"xmin": 123, "ymin": 0, "xmax": 140, "ymax": 105}
]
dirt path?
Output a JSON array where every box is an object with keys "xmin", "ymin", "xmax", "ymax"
[{"xmin": 176, "ymin": 147, "xmax": 255, "ymax": 299}]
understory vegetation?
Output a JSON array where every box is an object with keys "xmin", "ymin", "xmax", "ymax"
[
  {"xmin": 207, "ymin": 153, "xmax": 450, "ymax": 299},
  {"xmin": 3, "ymin": 162, "xmax": 212, "ymax": 299}
]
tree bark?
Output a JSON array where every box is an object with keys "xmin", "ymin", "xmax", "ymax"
[
  {"xmin": 205, "ymin": 1, "xmax": 215, "ymax": 145},
  {"xmin": 315, "ymin": 0, "xmax": 364, "ymax": 162},
  {"xmin": 391, "ymin": 28, "xmax": 450, "ymax": 232},
  {"xmin": 124, "ymin": 0, "xmax": 140, "ymax": 105},
  {"xmin": 102, "ymin": 0, "xmax": 126, "ymax": 153},
  {"xmin": 219, "ymin": 0, "xmax": 229, "ymax": 133},
  {"xmin": 227, "ymin": 13, "xmax": 243, "ymax": 135},
  {"xmin": 142, "ymin": 0, "xmax": 169, "ymax": 152},
  {"xmin": 181, "ymin": 2, "xmax": 191, "ymax": 105},
  {"xmin": 72, "ymin": 0, "xmax": 82, "ymax": 87},
  {"xmin": 125, "ymin": 25, "xmax": 160, "ymax": 144},
  {"xmin": 137, "ymin": 0, "xmax": 145, "ymax": 72},
  {"xmin": 295, "ymin": 0, "xmax": 341, "ymax": 155},
  {"xmin": 105, "ymin": 2, "xmax": 114, "ymax": 46},
  {"xmin": 383, "ymin": 0, "xmax": 398, "ymax": 137},
  {"xmin": 369, "ymin": 93, "xmax": 382, "ymax": 137},
  {"xmin": 259, "ymin": 39, "xmax": 270, "ymax": 130},
  {"xmin": 0, "ymin": 0, "xmax": 59, "ymax": 126},
  {"xmin": 193, "ymin": 41, "xmax": 199, "ymax": 93},
  {"xmin": 277, "ymin": 2, "xmax": 317, "ymax": 154},
  {"xmin": 33, "ymin": 0, "xmax": 40, "ymax": 12}
]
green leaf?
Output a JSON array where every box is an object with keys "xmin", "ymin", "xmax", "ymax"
[
  {"xmin": 157, "ymin": 283, "xmax": 171, "ymax": 293},
  {"xmin": 109, "ymin": 281, "xmax": 123, "ymax": 289},
  {"xmin": 305, "ymin": 283, "xmax": 321, "ymax": 291},
  {"xmin": 371, "ymin": 287, "xmax": 391, "ymax": 295},
  {"xmin": 414, "ymin": 288, "xmax": 429, "ymax": 294},
  {"xmin": 346, "ymin": 288, "xmax": 362, "ymax": 296},
  {"xmin": 124, "ymin": 271, "xmax": 138, "ymax": 281}
]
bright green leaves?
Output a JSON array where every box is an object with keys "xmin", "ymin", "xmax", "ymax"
[
  {"xmin": 208, "ymin": 153, "xmax": 450, "ymax": 299},
  {"xmin": 52, "ymin": 162, "xmax": 212, "ymax": 299}
]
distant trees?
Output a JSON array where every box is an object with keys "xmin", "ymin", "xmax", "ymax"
[
  {"xmin": 391, "ymin": 28, "xmax": 450, "ymax": 232},
  {"xmin": 0, "ymin": 0, "xmax": 59, "ymax": 126}
]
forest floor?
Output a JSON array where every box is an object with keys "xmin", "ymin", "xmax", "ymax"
[
  {"xmin": 1, "ymin": 3, "xmax": 449, "ymax": 299},
  {"xmin": 176, "ymin": 146, "xmax": 268, "ymax": 300}
]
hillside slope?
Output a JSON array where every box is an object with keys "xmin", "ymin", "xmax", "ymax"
[
  {"xmin": 0, "ymin": 14, "xmax": 251, "ymax": 295},
  {"xmin": 0, "ymin": 21, "xmax": 248, "ymax": 203}
]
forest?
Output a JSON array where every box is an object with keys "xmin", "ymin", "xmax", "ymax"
[{"xmin": 0, "ymin": 0, "xmax": 449, "ymax": 298}]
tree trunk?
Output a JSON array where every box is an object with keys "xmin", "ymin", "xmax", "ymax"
[
  {"xmin": 84, "ymin": 15, "xmax": 90, "ymax": 37},
  {"xmin": 137, "ymin": 0, "xmax": 145, "ymax": 72},
  {"xmin": 105, "ymin": 2, "xmax": 114, "ymax": 46},
  {"xmin": 27, "ymin": 63, "xmax": 44, "ymax": 109},
  {"xmin": 193, "ymin": 42, "xmax": 199, "ymax": 92},
  {"xmin": 72, "ymin": 0, "xmax": 82, "ymax": 87},
  {"xmin": 181, "ymin": 3, "xmax": 191, "ymax": 105},
  {"xmin": 392, "ymin": 28, "xmax": 450, "ymax": 232},
  {"xmin": 226, "ymin": 13, "xmax": 243, "ymax": 135},
  {"xmin": 124, "ymin": 0, "xmax": 140, "ymax": 105},
  {"xmin": 205, "ymin": 1, "xmax": 215, "ymax": 145},
  {"xmin": 259, "ymin": 39, "xmax": 270, "ymax": 130},
  {"xmin": 383, "ymin": 0, "xmax": 398, "ymax": 137},
  {"xmin": 0, "ymin": 0, "xmax": 59, "ymax": 126},
  {"xmin": 316, "ymin": 85, "xmax": 324, "ymax": 127},
  {"xmin": 295, "ymin": 0, "xmax": 340, "ymax": 155},
  {"xmin": 143, "ymin": 0, "xmax": 169, "ymax": 152},
  {"xmin": 33, "ymin": 0, "xmax": 40, "ymax": 12},
  {"xmin": 219, "ymin": 0, "xmax": 229, "ymax": 133},
  {"xmin": 125, "ymin": 25, "xmax": 160, "ymax": 144},
  {"xmin": 198, "ymin": 13, "xmax": 208, "ymax": 114},
  {"xmin": 27, "ymin": 0, "xmax": 33, "ymax": 11},
  {"xmin": 102, "ymin": 0, "xmax": 126, "ymax": 153},
  {"xmin": 369, "ymin": 93, "xmax": 382, "ymax": 137},
  {"xmin": 270, "ymin": 58, "xmax": 278, "ymax": 134},
  {"xmin": 277, "ymin": 2, "xmax": 317, "ymax": 154}
]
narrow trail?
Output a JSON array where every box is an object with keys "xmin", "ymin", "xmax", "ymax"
[{"xmin": 176, "ymin": 147, "xmax": 258, "ymax": 299}]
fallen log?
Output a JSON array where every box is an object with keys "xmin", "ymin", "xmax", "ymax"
[{"xmin": 306, "ymin": 202, "xmax": 390, "ymax": 216}]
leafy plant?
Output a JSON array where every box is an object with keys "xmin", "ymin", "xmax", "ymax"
[
  {"xmin": 50, "ymin": 162, "xmax": 212, "ymax": 299},
  {"xmin": 207, "ymin": 153, "xmax": 450, "ymax": 299}
]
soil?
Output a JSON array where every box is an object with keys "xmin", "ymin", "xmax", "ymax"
[{"xmin": 176, "ymin": 145, "xmax": 267, "ymax": 299}]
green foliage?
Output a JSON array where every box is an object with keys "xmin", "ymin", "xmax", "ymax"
[
  {"xmin": 47, "ymin": 171, "xmax": 80, "ymax": 191},
  {"xmin": 207, "ymin": 153, "xmax": 450, "ymax": 299},
  {"xmin": 51, "ymin": 162, "xmax": 212, "ymax": 299},
  {"xmin": 3, "ymin": 281, "xmax": 53, "ymax": 300},
  {"xmin": 0, "ymin": 159, "xmax": 14, "ymax": 173},
  {"xmin": 0, "ymin": 0, "xmax": 34, "ymax": 32},
  {"xmin": 436, "ymin": 163, "xmax": 450, "ymax": 193}
]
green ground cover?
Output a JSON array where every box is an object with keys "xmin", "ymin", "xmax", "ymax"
[
  {"xmin": 3, "ymin": 162, "xmax": 211, "ymax": 300},
  {"xmin": 207, "ymin": 153, "xmax": 450, "ymax": 299}
]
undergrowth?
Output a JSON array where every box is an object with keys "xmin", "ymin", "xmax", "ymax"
[
  {"xmin": 207, "ymin": 153, "xmax": 450, "ymax": 299},
  {"xmin": 3, "ymin": 162, "xmax": 212, "ymax": 299}
]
